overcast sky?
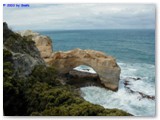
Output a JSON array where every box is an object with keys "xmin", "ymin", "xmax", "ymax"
[{"xmin": 3, "ymin": 4, "xmax": 155, "ymax": 30}]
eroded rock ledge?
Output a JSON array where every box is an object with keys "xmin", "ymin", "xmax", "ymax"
[{"xmin": 19, "ymin": 30, "xmax": 121, "ymax": 91}]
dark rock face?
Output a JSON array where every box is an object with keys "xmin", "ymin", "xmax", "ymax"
[
  {"xmin": 3, "ymin": 22, "xmax": 14, "ymax": 41},
  {"xmin": 69, "ymin": 69, "xmax": 98, "ymax": 78},
  {"xmin": 3, "ymin": 22, "xmax": 8, "ymax": 29},
  {"xmin": 3, "ymin": 22, "xmax": 45, "ymax": 77},
  {"xmin": 12, "ymin": 53, "xmax": 44, "ymax": 77},
  {"xmin": 66, "ymin": 70, "xmax": 103, "ymax": 88}
]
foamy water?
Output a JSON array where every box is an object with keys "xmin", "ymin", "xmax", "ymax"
[
  {"xmin": 74, "ymin": 65, "xmax": 97, "ymax": 74},
  {"xmin": 79, "ymin": 62, "xmax": 155, "ymax": 116}
]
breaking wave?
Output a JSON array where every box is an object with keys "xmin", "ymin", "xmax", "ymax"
[{"xmin": 80, "ymin": 62, "xmax": 155, "ymax": 116}]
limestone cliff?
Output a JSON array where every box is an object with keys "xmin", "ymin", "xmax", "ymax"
[
  {"xmin": 18, "ymin": 30, "xmax": 53, "ymax": 63},
  {"xmin": 49, "ymin": 49, "xmax": 121, "ymax": 91},
  {"xmin": 3, "ymin": 22, "xmax": 45, "ymax": 77}
]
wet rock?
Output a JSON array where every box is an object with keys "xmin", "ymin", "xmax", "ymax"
[
  {"xmin": 138, "ymin": 92, "xmax": 155, "ymax": 100},
  {"xmin": 132, "ymin": 77, "xmax": 141, "ymax": 80},
  {"xmin": 124, "ymin": 80, "xmax": 131, "ymax": 86},
  {"xmin": 125, "ymin": 86, "xmax": 155, "ymax": 100}
]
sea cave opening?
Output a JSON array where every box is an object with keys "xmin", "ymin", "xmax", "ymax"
[{"xmin": 66, "ymin": 65, "xmax": 102, "ymax": 87}]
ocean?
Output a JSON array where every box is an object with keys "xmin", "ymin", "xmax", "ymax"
[{"xmin": 39, "ymin": 29, "xmax": 155, "ymax": 116}]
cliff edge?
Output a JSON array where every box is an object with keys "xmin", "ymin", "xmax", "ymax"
[
  {"xmin": 3, "ymin": 22, "xmax": 45, "ymax": 77},
  {"xmin": 18, "ymin": 30, "xmax": 53, "ymax": 63}
]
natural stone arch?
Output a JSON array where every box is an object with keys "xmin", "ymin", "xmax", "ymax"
[
  {"xmin": 49, "ymin": 48, "xmax": 121, "ymax": 91},
  {"xmin": 17, "ymin": 30, "xmax": 120, "ymax": 91}
]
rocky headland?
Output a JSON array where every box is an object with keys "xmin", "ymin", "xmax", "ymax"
[{"xmin": 3, "ymin": 22, "xmax": 130, "ymax": 116}]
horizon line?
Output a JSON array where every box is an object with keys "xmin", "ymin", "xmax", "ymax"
[{"xmin": 21, "ymin": 28, "xmax": 155, "ymax": 32}]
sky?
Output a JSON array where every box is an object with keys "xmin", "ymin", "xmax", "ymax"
[{"xmin": 3, "ymin": 4, "xmax": 155, "ymax": 30}]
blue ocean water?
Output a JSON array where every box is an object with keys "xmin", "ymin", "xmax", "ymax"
[
  {"xmin": 39, "ymin": 29, "xmax": 155, "ymax": 64},
  {"xmin": 39, "ymin": 29, "xmax": 155, "ymax": 116}
]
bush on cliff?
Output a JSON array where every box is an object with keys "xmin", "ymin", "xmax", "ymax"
[
  {"xmin": 29, "ymin": 65, "xmax": 60, "ymax": 86},
  {"xmin": 3, "ymin": 49, "xmax": 130, "ymax": 116},
  {"xmin": 24, "ymin": 66, "xmax": 130, "ymax": 116},
  {"xmin": 3, "ymin": 49, "xmax": 28, "ymax": 115}
]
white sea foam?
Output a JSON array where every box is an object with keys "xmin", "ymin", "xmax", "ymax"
[
  {"xmin": 118, "ymin": 62, "xmax": 155, "ymax": 96},
  {"xmin": 73, "ymin": 65, "xmax": 97, "ymax": 74},
  {"xmin": 80, "ymin": 62, "xmax": 155, "ymax": 116}
]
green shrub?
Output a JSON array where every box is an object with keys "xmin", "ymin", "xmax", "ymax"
[
  {"xmin": 29, "ymin": 65, "xmax": 61, "ymax": 86},
  {"xmin": 3, "ymin": 49, "xmax": 28, "ymax": 115}
]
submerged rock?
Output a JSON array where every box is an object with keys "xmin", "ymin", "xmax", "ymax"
[
  {"xmin": 49, "ymin": 48, "xmax": 121, "ymax": 91},
  {"xmin": 124, "ymin": 80, "xmax": 155, "ymax": 100}
]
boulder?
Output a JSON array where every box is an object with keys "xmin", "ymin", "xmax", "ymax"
[
  {"xmin": 18, "ymin": 30, "xmax": 53, "ymax": 62},
  {"xmin": 49, "ymin": 48, "xmax": 121, "ymax": 91}
]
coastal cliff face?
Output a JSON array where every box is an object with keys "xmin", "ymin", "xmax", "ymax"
[
  {"xmin": 3, "ymin": 22, "xmax": 45, "ymax": 77},
  {"xmin": 49, "ymin": 49, "xmax": 121, "ymax": 91},
  {"xmin": 18, "ymin": 30, "xmax": 53, "ymax": 63}
]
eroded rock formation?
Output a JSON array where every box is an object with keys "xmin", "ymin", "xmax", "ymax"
[
  {"xmin": 18, "ymin": 30, "xmax": 121, "ymax": 91},
  {"xmin": 18, "ymin": 30, "xmax": 53, "ymax": 63},
  {"xmin": 49, "ymin": 49, "xmax": 121, "ymax": 91}
]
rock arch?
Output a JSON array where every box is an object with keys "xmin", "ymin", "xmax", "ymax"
[
  {"xmin": 49, "ymin": 48, "xmax": 121, "ymax": 91},
  {"xmin": 18, "ymin": 30, "xmax": 120, "ymax": 91}
]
